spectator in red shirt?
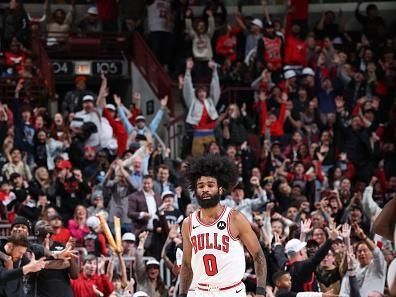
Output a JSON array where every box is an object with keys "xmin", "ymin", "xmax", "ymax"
[
  {"xmin": 258, "ymin": 91, "xmax": 288, "ymax": 140},
  {"xmin": 284, "ymin": 4, "xmax": 307, "ymax": 68},
  {"xmin": 71, "ymin": 254, "xmax": 114, "ymax": 297},
  {"xmin": 5, "ymin": 38, "xmax": 29, "ymax": 74},
  {"xmin": 50, "ymin": 213, "xmax": 71, "ymax": 244},
  {"xmin": 215, "ymin": 25, "xmax": 239, "ymax": 63}
]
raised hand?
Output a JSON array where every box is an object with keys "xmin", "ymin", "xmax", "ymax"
[
  {"xmin": 185, "ymin": 8, "xmax": 193, "ymax": 18},
  {"xmin": 186, "ymin": 58, "xmax": 194, "ymax": 70},
  {"xmin": 138, "ymin": 231, "xmax": 149, "ymax": 248},
  {"xmin": 352, "ymin": 223, "xmax": 365, "ymax": 239},
  {"xmin": 97, "ymin": 256, "xmax": 107, "ymax": 274},
  {"xmin": 369, "ymin": 176, "xmax": 378, "ymax": 186},
  {"xmin": 339, "ymin": 224, "xmax": 350, "ymax": 241},
  {"xmin": 113, "ymin": 94, "xmax": 122, "ymax": 107},
  {"xmin": 241, "ymin": 103, "xmax": 247, "ymax": 114},
  {"xmin": 266, "ymin": 202, "xmax": 275, "ymax": 213},
  {"xmin": 15, "ymin": 79, "xmax": 24, "ymax": 95},
  {"xmin": 160, "ymin": 95, "xmax": 168, "ymax": 108},
  {"xmin": 24, "ymin": 253, "xmax": 47, "ymax": 274},
  {"xmin": 57, "ymin": 244, "xmax": 79, "ymax": 260},
  {"xmin": 259, "ymin": 91, "xmax": 267, "ymax": 102},
  {"xmin": 326, "ymin": 221, "xmax": 341, "ymax": 241},
  {"xmin": 300, "ymin": 219, "xmax": 313, "ymax": 234},
  {"xmin": 133, "ymin": 91, "xmax": 141, "ymax": 103}
]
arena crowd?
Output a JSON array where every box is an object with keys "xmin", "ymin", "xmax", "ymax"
[{"xmin": 0, "ymin": 0, "xmax": 395, "ymax": 297}]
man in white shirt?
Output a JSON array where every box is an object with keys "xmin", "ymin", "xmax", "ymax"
[
  {"xmin": 221, "ymin": 177, "xmax": 267, "ymax": 222},
  {"xmin": 340, "ymin": 230, "xmax": 386, "ymax": 297},
  {"xmin": 73, "ymin": 95, "xmax": 102, "ymax": 148},
  {"xmin": 127, "ymin": 175, "xmax": 162, "ymax": 235}
]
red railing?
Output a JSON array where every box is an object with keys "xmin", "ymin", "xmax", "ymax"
[{"xmin": 131, "ymin": 32, "xmax": 172, "ymax": 103}]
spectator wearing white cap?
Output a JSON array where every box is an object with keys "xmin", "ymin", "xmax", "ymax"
[
  {"xmin": 115, "ymin": 92, "xmax": 168, "ymax": 149},
  {"xmin": 158, "ymin": 190, "xmax": 183, "ymax": 225},
  {"xmin": 277, "ymin": 224, "xmax": 340, "ymax": 293},
  {"xmin": 235, "ymin": 15, "xmax": 263, "ymax": 59},
  {"xmin": 134, "ymin": 231, "xmax": 168, "ymax": 297},
  {"xmin": 73, "ymin": 94, "xmax": 103, "ymax": 148},
  {"xmin": 83, "ymin": 216, "xmax": 108, "ymax": 256},
  {"xmin": 61, "ymin": 76, "xmax": 96, "ymax": 115},
  {"xmin": 77, "ymin": 6, "xmax": 102, "ymax": 33},
  {"xmin": 121, "ymin": 232, "xmax": 136, "ymax": 257}
]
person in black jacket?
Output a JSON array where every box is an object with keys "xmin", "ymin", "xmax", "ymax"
[
  {"xmin": 279, "ymin": 223, "xmax": 339, "ymax": 293},
  {"xmin": 0, "ymin": 234, "xmax": 46, "ymax": 297}
]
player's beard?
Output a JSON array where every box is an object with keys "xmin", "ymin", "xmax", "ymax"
[{"xmin": 196, "ymin": 191, "xmax": 221, "ymax": 209}]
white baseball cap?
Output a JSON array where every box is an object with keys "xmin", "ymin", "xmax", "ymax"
[
  {"xmin": 122, "ymin": 232, "xmax": 136, "ymax": 242},
  {"xmin": 302, "ymin": 67, "xmax": 315, "ymax": 77},
  {"xmin": 87, "ymin": 6, "xmax": 98, "ymax": 15},
  {"xmin": 105, "ymin": 103, "xmax": 116, "ymax": 111},
  {"xmin": 251, "ymin": 18, "xmax": 263, "ymax": 29},
  {"xmin": 285, "ymin": 238, "xmax": 307, "ymax": 254},
  {"xmin": 161, "ymin": 190, "xmax": 175, "ymax": 200},
  {"xmin": 146, "ymin": 259, "xmax": 160, "ymax": 267},
  {"xmin": 83, "ymin": 94, "xmax": 95, "ymax": 102},
  {"xmin": 133, "ymin": 292, "xmax": 149, "ymax": 297},
  {"xmin": 86, "ymin": 216, "xmax": 100, "ymax": 230},
  {"xmin": 135, "ymin": 115, "xmax": 145, "ymax": 121},
  {"xmin": 284, "ymin": 70, "xmax": 297, "ymax": 80}
]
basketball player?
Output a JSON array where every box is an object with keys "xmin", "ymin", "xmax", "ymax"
[{"xmin": 178, "ymin": 155, "xmax": 267, "ymax": 297}]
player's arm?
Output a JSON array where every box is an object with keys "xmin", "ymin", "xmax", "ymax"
[
  {"xmin": 232, "ymin": 210, "xmax": 267, "ymax": 297},
  {"xmin": 179, "ymin": 216, "xmax": 193, "ymax": 297}
]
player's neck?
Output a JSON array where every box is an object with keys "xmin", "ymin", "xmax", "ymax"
[{"xmin": 200, "ymin": 204, "xmax": 224, "ymax": 220}]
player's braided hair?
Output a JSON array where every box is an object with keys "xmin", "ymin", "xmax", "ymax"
[{"xmin": 186, "ymin": 154, "xmax": 238, "ymax": 193}]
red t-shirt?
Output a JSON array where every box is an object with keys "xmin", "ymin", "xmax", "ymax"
[
  {"xmin": 194, "ymin": 103, "xmax": 216, "ymax": 130},
  {"xmin": 51, "ymin": 227, "xmax": 71, "ymax": 244},
  {"xmin": 103, "ymin": 108, "xmax": 128, "ymax": 156},
  {"xmin": 5, "ymin": 51, "xmax": 26, "ymax": 72},
  {"xmin": 71, "ymin": 273, "xmax": 114, "ymax": 297}
]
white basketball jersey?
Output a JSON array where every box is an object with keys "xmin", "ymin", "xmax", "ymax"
[{"xmin": 189, "ymin": 206, "xmax": 245, "ymax": 287}]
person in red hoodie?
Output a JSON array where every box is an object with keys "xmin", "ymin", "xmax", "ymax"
[
  {"xmin": 259, "ymin": 91, "xmax": 287, "ymax": 140},
  {"xmin": 97, "ymin": 73, "xmax": 128, "ymax": 156},
  {"xmin": 71, "ymin": 254, "xmax": 114, "ymax": 297},
  {"xmin": 284, "ymin": 2, "xmax": 307, "ymax": 68}
]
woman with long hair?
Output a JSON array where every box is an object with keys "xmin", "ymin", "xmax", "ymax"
[{"xmin": 30, "ymin": 166, "xmax": 55, "ymax": 201}]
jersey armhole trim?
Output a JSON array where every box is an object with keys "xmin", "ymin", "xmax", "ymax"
[
  {"xmin": 227, "ymin": 209, "xmax": 239, "ymax": 241},
  {"xmin": 188, "ymin": 213, "xmax": 193, "ymax": 237}
]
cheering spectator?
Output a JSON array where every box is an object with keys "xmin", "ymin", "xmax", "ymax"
[
  {"xmin": 78, "ymin": 7, "xmax": 102, "ymax": 33},
  {"xmin": 134, "ymin": 231, "xmax": 168, "ymax": 297},
  {"xmin": 71, "ymin": 255, "xmax": 114, "ymax": 297},
  {"xmin": 183, "ymin": 58, "xmax": 220, "ymax": 156},
  {"xmin": 44, "ymin": 0, "xmax": 75, "ymax": 46}
]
